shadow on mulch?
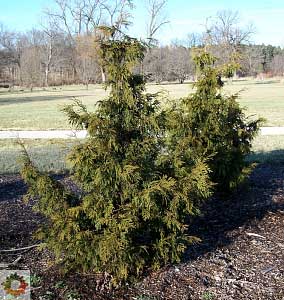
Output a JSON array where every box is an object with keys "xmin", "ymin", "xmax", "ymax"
[
  {"xmin": 0, "ymin": 163, "xmax": 283, "ymax": 299},
  {"xmin": 184, "ymin": 163, "xmax": 284, "ymax": 262},
  {"xmin": 0, "ymin": 175, "xmax": 27, "ymax": 202},
  {"xmin": 0, "ymin": 174, "xmax": 66, "ymax": 203}
]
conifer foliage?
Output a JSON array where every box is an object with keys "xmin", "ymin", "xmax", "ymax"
[
  {"xmin": 21, "ymin": 36, "xmax": 211, "ymax": 283},
  {"xmin": 168, "ymin": 50, "xmax": 262, "ymax": 190}
]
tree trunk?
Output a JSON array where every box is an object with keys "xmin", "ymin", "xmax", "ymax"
[
  {"xmin": 100, "ymin": 66, "xmax": 106, "ymax": 83},
  {"xmin": 45, "ymin": 67, "xmax": 49, "ymax": 87},
  {"xmin": 45, "ymin": 42, "xmax": 53, "ymax": 87}
]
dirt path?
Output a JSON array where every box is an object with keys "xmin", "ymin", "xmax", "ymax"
[{"xmin": 0, "ymin": 164, "xmax": 284, "ymax": 299}]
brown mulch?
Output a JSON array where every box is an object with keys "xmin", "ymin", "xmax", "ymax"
[{"xmin": 0, "ymin": 164, "xmax": 283, "ymax": 300}]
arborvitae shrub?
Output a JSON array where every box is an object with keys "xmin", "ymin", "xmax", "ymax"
[
  {"xmin": 168, "ymin": 50, "xmax": 262, "ymax": 191},
  {"xmin": 21, "ymin": 36, "xmax": 212, "ymax": 284}
]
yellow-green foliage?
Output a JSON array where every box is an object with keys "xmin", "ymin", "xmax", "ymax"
[
  {"xmin": 168, "ymin": 50, "xmax": 262, "ymax": 190},
  {"xmin": 21, "ymin": 36, "xmax": 212, "ymax": 284}
]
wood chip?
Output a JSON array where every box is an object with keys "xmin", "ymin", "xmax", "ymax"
[{"xmin": 245, "ymin": 232, "xmax": 266, "ymax": 239}]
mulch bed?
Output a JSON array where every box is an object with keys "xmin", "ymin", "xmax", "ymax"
[{"xmin": 0, "ymin": 164, "xmax": 283, "ymax": 300}]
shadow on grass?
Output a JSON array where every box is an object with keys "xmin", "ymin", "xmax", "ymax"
[
  {"xmin": 247, "ymin": 149, "xmax": 284, "ymax": 164},
  {"xmin": 0, "ymin": 145, "xmax": 73, "ymax": 175},
  {"xmin": 0, "ymin": 94, "xmax": 89, "ymax": 106}
]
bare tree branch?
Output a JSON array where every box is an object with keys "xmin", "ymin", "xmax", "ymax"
[{"xmin": 145, "ymin": 0, "xmax": 169, "ymax": 46}]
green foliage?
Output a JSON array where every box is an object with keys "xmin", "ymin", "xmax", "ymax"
[
  {"xmin": 21, "ymin": 36, "xmax": 211, "ymax": 284},
  {"xmin": 30, "ymin": 274, "xmax": 42, "ymax": 287},
  {"xmin": 222, "ymin": 52, "xmax": 241, "ymax": 79},
  {"xmin": 65, "ymin": 290, "xmax": 81, "ymax": 300},
  {"xmin": 54, "ymin": 281, "xmax": 67, "ymax": 289},
  {"xmin": 135, "ymin": 295, "xmax": 159, "ymax": 300},
  {"xmin": 202, "ymin": 291, "xmax": 215, "ymax": 300},
  {"xmin": 168, "ymin": 49, "xmax": 262, "ymax": 190}
]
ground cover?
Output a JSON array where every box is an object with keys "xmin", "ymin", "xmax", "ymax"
[
  {"xmin": 0, "ymin": 163, "xmax": 283, "ymax": 299},
  {"xmin": 1, "ymin": 80, "xmax": 284, "ymax": 129},
  {"xmin": 0, "ymin": 134, "xmax": 283, "ymax": 174}
]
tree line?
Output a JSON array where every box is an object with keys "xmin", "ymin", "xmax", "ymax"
[
  {"xmin": 143, "ymin": 43, "xmax": 284, "ymax": 83},
  {"xmin": 0, "ymin": 3, "xmax": 283, "ymax": 89},
  {"xmin": 0, "ymin": 0, "xmax": 168, "ymax": 89}
]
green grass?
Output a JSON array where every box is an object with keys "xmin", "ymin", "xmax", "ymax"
[
  {"xmin": 0, "ymin": 139, "xmax": 77, "ymax": 174},
  {"xmin": 1, "ymin": 80, "xmax": 284, "ymax": 130},
  {"xmin": 149, "ymin": 80, "xmax": 284, "ymax": 127},
  {"xmin": 0, "ymin": 134, "xmax": 283, "ymax": 174},
  {"xmin": 0, "ymin": 85, "xmax": 107, "ymax": 130},
  {"xmin": 223, "ymin": 80, "xmax": 284, "ymax": 127},
  {"xmin": 248, "ymin": 135, "xmax": 284, "ymax": 164},
  {"xmin": 0, "ymin": 79, "xmax": 283, "ymax": 173}
]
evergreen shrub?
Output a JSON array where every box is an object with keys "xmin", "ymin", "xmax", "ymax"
[
  {"xmin": 168, "ymin": 50, "xmax": 262, "ymax": 191},
  {"xmin": 21, "ymin": 36, "xmax": 211, "ymax": 284}
]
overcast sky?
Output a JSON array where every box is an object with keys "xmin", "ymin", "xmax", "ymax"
[{"xmin": 1, "ymin": 0, "xmax": 284, "ymax": 46}]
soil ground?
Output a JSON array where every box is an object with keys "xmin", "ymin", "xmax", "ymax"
[{"xmin": 0, "ymin": 163, "xmax": 283, "ymax": 300}]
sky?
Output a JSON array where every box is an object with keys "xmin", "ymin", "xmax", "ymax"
[{"xmin": 0, "ymin": 0, "xmax": 284, "ymax": 46}]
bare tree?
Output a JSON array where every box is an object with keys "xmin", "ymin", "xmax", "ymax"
[
  {"xmin": 241, "ymin": 45, "xmax": 264, "ymax": 76},
  {"xmin": 169, "ymin": 46, "xmax": 192, "ymax": 83},
  {"xmin": 43, "ymin": 0, "xmax": 134, "ymax": 44},
  {"xmin": 207, "ymin": 10, "xmax": 254, "ymax": 46},
  {"xmin": 34, "ymin": 21, "xmax": 64, "ymax": 87},
  {"xmin": 143, "ymin": 44, "xmax": 194, "ymax": 84},
  {"xmin": 20, "ymin": 32, "xmax": 42, "ymax": 90},
  {"xmin": 198, "ymin": 10, "xmax": 256, "ymax": 81},
  {"xmin": 0, "ymin": 24, "xmax": 27, "ymax": 86},
  {"xmin": 99, "ymin": 0, "xmax": 133, "ymax": 34},
  {"xmin": 43, "ymin": 0, "xmax": 133, "ymax": 83},
  {"xmin": 143, "ymin": 46, "xmax": 166, "ymax": 83},
  {"xmin": 76, "ymin": 33, "xmax": 100, "ymax": 88},
  {"xmin": 39, "ymin": 23, "xmax": 58, "ymax": 87},
  {"xmin": 145, "ymin": 0, "xmax": 169, "ymax": 45},
  {"xmin": 185, "ymin": 32, "xmax": 203, "ymax": 48},
  {"xmin": 44, "ymin": 0, "xmax": 102, "ymax": 37},
  {"xmin": 270, "ymin": 54, "xmax": 284, "ymax": 76}
]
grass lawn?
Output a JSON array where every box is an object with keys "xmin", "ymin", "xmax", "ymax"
[
  {"xmin": 248, "ymin": 135, "xmax": 284, "ymax": 164},
  {"xmin": 0, "ymin": 139, "xmax": 77, "ymax": 174},
  {"xmin": 149, "ymin": 79, "xmax": 284, "ymax": 127},
  {"xmin": 0, "ymin": 134, "xmax": 283, "ymax": 174},
  {"xmin": 1, "ymin": 79, "xmax": 283, "ymax": 173},
  {"xmin": 0, "ymin": 85, "xmax": 107, "ymax": 130},
  {"xmin": 1, "ymin": 79, "xmax": 284, "ymax": 130}
]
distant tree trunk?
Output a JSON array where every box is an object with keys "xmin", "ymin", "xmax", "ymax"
[
  {"xmin": 101, "ymin": 66, "xmax": 106, "ymax": 83},
  {"xmin": 17, "ymin": 61, "xmax": 23, "ymax": 86},
  {"xmin": 140, "ymin": 61, "xmax": 144, "ymax": 75},
  {"xmin": 44, "ymin": 43, "xmax": 53, "ymax": 87},
  {"xmin": 44, "ymin": 67, "xmax": 49, "ymax": 87}
]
